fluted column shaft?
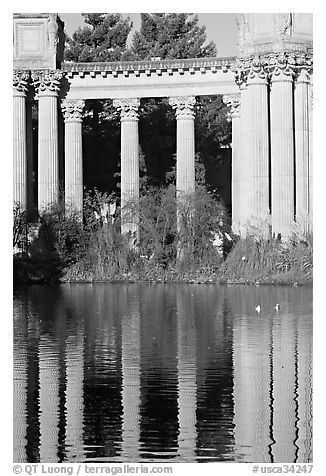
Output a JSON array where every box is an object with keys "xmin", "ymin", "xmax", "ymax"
[
  {"xmin": 294, "ymin": 69, "xmax": 310, "ymax": 231},
  {"xmin": 238, "ymin": 84, "xmax": 249, "ymax": 236},
  {"xmin": 223, "ymin": 94, "xmax": 241, "ymax": 234},
  {"xmin": 246, "ymin": 69, "xmax": 270, "ymax": 233},
  {"xmin": 26, "ymin": 99, "xmax": 35, "ymax": 218},
  {"xmin": 308, "ymin": 77, "xmax": 313, "ymax": 220},
  {"xmin": 32, "ymin": 71, "xmax": 62, "ymax": 213},
  {"xmin": 113, "ymin": 98, "xmax": 140, "ymax": 240},
  {"xmin": 61, "ymin": 99, "xmax": 85, "ymax": 217},
  {"xmin": 13, "ymin": 72, "xmax": 29, "ymax": 210},
  {"xmin": 270, "ymin": 69, "xmax": 295, "ymax": 240},
  {"xmin": 169, "ymin": 96, "xmax": 196, "ymax": 197}
]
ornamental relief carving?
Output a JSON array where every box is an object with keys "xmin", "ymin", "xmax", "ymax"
[
  {"xmin": 47, "ymin": 14, "xmax": 59, "ymax": 53},
  {"xmin": 169, "ymin": 96, "xmax": 196, "ymax": 119},
  {"xmin": 276, "ymin": 13, "xmax": 293, "ymax": 36},
  {"xmin": 113, "ymin": 98, "xmax": 140, "ymax": 120},
  {"xmin": 233, "ymin": 52, "xmax": 313, "ymax": 86},
  {"xmin": 13, "ymin": 70, "xmax": 30, "ymax": 94},
  {"xmin": 32, "ymin": 70, "xmax": 63, "ymax": 95},
  {"xmin": 267, "ymin": 52, "xmax": 296, "ymax": 80},
  {"xmin": 61, "ymin": 99, "xmax": 85, "ymax": 122},
  {"xmin": 222, "ymin": 94, "xmax": 240, "ymax": 119}
]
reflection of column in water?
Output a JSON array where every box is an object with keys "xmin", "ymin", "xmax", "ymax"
[
  {"xmin": 64, "ymin": 326, "xmax": 85, "ymax": 461},
  {"xmin": 272, "ymin": 315, "xmax": 296, "ymax": 462},
  {"xmin": 297, "ymin": 317, "xmax": 313, "ymax": 462},
  {"xmin": 121, "ymin": 296, "xmax": 141, "ymax": 460},
  {"xmin": 176, "ymin": 289, "xmax": 197, "ymax": 461},
  {"xmin": 232, "ymin": 314, "xmax": 271, "ymax": 462},
  {"xmin": 38, "ymin": 336, "xmax": 60, "ymax": 462},
  {"xmin": 13, "ymin": 325, "xmax": 28, "ymax": 462}
]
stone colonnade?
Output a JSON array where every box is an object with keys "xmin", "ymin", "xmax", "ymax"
[
  {"xmin": 225, "ymin": 52, "xmax": 313, "ymax": 239},
  {"xmin": 13, "ymin": 71, "xmax": 197, "ymax": 236},
  {"xmin": 13, "ymin": 52, "xmax": 312, "ymax": 240}
]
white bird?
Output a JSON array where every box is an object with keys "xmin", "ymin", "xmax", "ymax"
[
  {"xmin": 275, "ymin": 304, "xmax": 280, "ymax": 311},
  {"xmin": 255, "ymin": 305, "xmax": 261, "ymax": 313}
]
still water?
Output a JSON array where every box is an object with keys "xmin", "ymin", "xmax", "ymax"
[{"xmin": 13, "ymin": 284, "xmax": 312, "ymax": 463}]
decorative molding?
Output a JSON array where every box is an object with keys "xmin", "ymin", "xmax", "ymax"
[
  {"xmin": 276, "ymin": 13, "xmax": 293, "ymax": 36},
  {"xmin": 247, "ymin": 56, "xmax": 269, "ymax": 84},
  {"xmin": 61, "ymin": 99, "xmax": 85, "ymax": 122},
  {"xmin": 62, "ymin": 56, "xmax": 236, "ymax": 77},
  {"xmin": 268, "ymin": 52, "xmax": 296, "ymax": 81},
  {"xmin": 113, "ymin": 98, "xmax": 140, "ymax": 121},
  {"xmin": 233, "ymin": 52, "xmax": 313, "ymax": 87},
  {"xmin": 169, "ymin": 96, "xmax": 196, "ymax": 119},
  {"xmin": 13, "ymin": 70, "xmax": 29, "ymax": 95},
  {"xmin": 32, "ymin": 70, "xmax": 63, "ymax": 96},
  {"xmin": 222, "ymin": 94, "xmax": 241, "ymax": 119}
]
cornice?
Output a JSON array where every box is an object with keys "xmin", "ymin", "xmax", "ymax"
[{"xmin": 62, "ymin": 56, "xmax": 237, "ymax": 78}]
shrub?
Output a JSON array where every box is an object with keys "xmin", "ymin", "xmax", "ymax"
[{"xmin": 13, "ymin": 203, "xmax": 28, "ymax": 253}]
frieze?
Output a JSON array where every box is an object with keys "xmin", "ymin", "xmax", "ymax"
[
  {"xmin": 62, "ymin": 56, "xmax": 236, "ymax": 77},
  {"xmin": 61, "ymin": 99, "xmax": 85, "ymax": 122},
  {"xmin": 169, "ymin": 96, "xmax": 196, "ymax": 119},
  {"xmin": 13, "ymin": 70, "xmax": 30, "ymax": 94},
  {"xmin": 32, "ymin": 70, "xmax": 63, "ymax": 95},
  {"xmin": 113, "ymin": 98, "xmax": 140, "ymax": 120}
]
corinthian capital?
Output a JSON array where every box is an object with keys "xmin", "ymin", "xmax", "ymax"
[
  {"xmin": 169, "ymin": 96, "xmax": 196, "ymax": 119},
  {"xmin": 232, "ymin": 56, "xmax": 268, "ymax": 87},
  {"xmin": 13, "ymin": 70, "xmax": 29, "ymax": 95},
  {"xmin": 61, "ymin": 99, "xmax": 85, "ymax": 122},
  {"xmin": 247, "ymin": 56, "xmax": 268, "ymax": 84},
  {"xmin": 268, "ymin": 52, "xmax": 296, "ymax": 82},
  {"xmin": 222, "ymin": 94, "xmax": 240, "ymax": 120},
  {"xmin": 113, "ymin": 98, "xmax": 140, "ymax": 121},
  {"xmin": 32, "ymin": 70, "xmax": 63, "ymax": 96},
  {"xmin": 232, "ymin": 58, "xmax": 250, "ymax": 87}
]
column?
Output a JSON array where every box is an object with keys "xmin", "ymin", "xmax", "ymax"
[
  {"xmin": 113, "ymin": 98, "xmax": 140, "ymax": 240},
  {"xmin": 61, "ymin": 99, "xmax": 85, "ymax": 217},
  {"xmin": 270, "ymin": 54, "xmax": 295, "ymax": 240},
  {"xmin": 246, "ymin": 60, "xmax": 270, "ymax": 234},
  {"xmin": 26, "ymin": 98, "xmax": 35, "ymax": 219},
  {"xmin": 223, "ymin": 94, "xmax": 241, "ymax": 234},
  {"xmin": 13, "ymin": 71, "xmax": 29, "ymax": 210},
  {"xmin": 169, "ymin": 96, "xmax": 196, "ymax": 197},
  {"xmin": 32, "ymin": 70, "xmax": 62, "ymax": 213},
  {"xmin": 308, "ymin": 76, "xmax": 313, "ymax": 222},
  {"xmin": 294, "ymin": 68, "xmax": 310, "ymax": 231},
  {"xmin": 238, "ymin": 83, "xmax": 249, "ymax": 236}
]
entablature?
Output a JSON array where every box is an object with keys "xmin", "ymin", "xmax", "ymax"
[{"xmin": 62, "ymin": 56, "xmax": 237, "ymax": 78}]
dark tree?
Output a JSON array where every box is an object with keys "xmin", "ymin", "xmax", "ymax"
[
  {"xmin": 131, "ymin": 13, "xmax": 216, "ymax": 59},
  {"xmin": 64, "ymin": 13, "xmax": 133, "ymax": 62}
]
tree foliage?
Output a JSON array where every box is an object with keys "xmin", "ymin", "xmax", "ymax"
[
  {"xmin": 65, "ymin": 13, "xmax": 133, "ymax": 62},
  {"xmin": 131, "ymin": 13, "xmax": 216, "ymax": 59}
]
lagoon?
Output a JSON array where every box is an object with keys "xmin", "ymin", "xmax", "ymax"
[{"xmin": 13, "ymin": 284, "xmax": 312, "ymax": 463}]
